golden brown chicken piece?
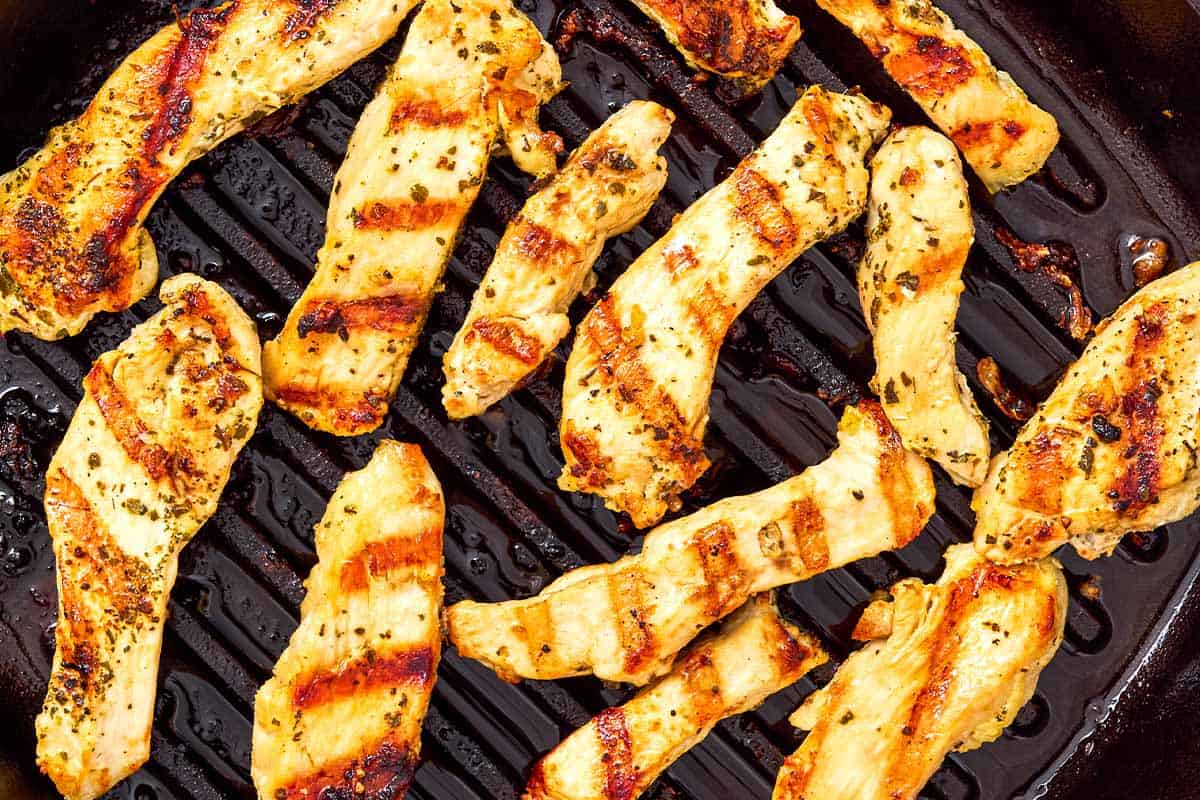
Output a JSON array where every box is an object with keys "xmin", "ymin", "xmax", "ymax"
[
  {"xmin": 450, "ymin": 401, "xmax": 933, "ymax": 685},
  {"xmin": 263, "ymin": 0, "xmax": 564, "ymax": 435},
  {"xmin": 524, "ymin": 594, "xmax": 826, "ymax": 800},
  {"xmin": 558, "ymin": 87, "xmax": 890, "ymax": 528},
  {"xmin": 35, "ymin": 275, "xmax": 262, "ymax": 800},
  {"xmin": 974, "ymin": 261, "xmax": 1200, "ymax": 563},
  {"xmin": 860, "ymin": 127, "xmax": 989, "ymax": 486},
  {"xmin": 773, "ymin": 544, "xmax": 1066, "ymax": 800},
  {"xmin": 630, "ymin": 0, "xmax": 802, "ymax": 93},
  {"xmin": 0, "ymin": 0, "xmax": 421, "ymax": 341},
  {"xmin": 442, "ymin": 100, "xmax": 673, "ymax": 419},
  {"xmin": 252, "ymin": 441, "xmax": 444, "ymax": 800},
  {"xmin": 812, "ymin": 0, "xmax": 1059, "ymax": 192}
]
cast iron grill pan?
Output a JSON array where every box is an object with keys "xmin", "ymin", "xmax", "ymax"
[{"xmin": 1, "ymin": 1, "xmax": 1199, "ymax": 798}]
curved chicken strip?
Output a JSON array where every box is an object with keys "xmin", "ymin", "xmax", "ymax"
[
  {"xmin": 773, "ymin": 544, "xmax": 1066, "ymax": 800},
  {"xmin": 450, "ymin": 401, "xmax": 933, "ymax": 685},
  {"xmin": 813, "ymin": 0, "xmax": 1058, "ymax": 192},
  {"xmin": 252, "ymin": 441, "xmax": 444, "ymax": 800},
  {"xmin": 524, "ymin": 594, "xmax": 826, "ymax": 800},
  {"xmin": 974, "ymin": 261, "xmax": 1200, "ymax": 563},
  {"xmin": 558, "ymin": 86, "xmax": 891, "ymax": 528},
  {"xmin": 0, "ymin": 0, "xmax": 420, "ymax": 341},
  {"xmin": 630, "ymin": 0, "xmax": 801, "ymax": 94},
  {"xmin": 35, "ymin": 275, "xmax": 262, "ymax": 800},
  {"xmin": 442, "ymin": 100, "xmax": 673, "ymax": 419},
  {"xmin": 861, "ymin": 127, "xmax": 989, "ymax": 486},
  {"xmin": 263, "ymin": 0, "xmax": 563, "ymax": 435}
]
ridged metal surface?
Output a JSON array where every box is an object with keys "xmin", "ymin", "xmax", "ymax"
[{"xmin": 1, "ymin": 1, "xmax": 1199, "ymax": 798}]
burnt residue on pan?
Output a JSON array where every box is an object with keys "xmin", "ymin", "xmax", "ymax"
[{"xmin": 1, "ymin": 1, "xmax": 1199, "ymax": 799}]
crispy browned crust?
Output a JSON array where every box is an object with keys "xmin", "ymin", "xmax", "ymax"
[
  {"xmin": 633, "ymin": 0, "xmax": 801, "ymax": 92},
  {"xmin": 0, "ymin": 1, "xmax": 415, "ymax": 340}
]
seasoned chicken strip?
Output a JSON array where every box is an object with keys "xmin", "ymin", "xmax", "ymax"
[
  {"xmin": 861, "ymin": 127, "xmax": 989, "ymax": 486},
  {"xmin": 524, "ymin": 594, "xmax": 826, "ymax": 800},
  {"xmin": 35, "ymin": 275, "xmax": 262, "ymax": 800},
  {"xmin": 252, "ymin": 441, "xmax": 444, "ymax": 800},
  {"xmin": 813, "ymin": 0, "xmax": 1059, "ymax": 192},
  {"xmin": 442, "ymin": 100, "xmax": 672, "ymax": 419},
  {"xmin": 558, "ymin": 86, "xmax": 890, "ymax": 528},
  {"xmin": 0, "ymin": 0, "xmax": 420, "ymax": 341},
  {"xmin": 450, "ymin": 401, "xmax": 933, "ymax": 685},
  {"xmin": 773, "ymin": 544, "xmax": 1066, "ymax": 800},
  {"xmin": 263, "ymin": 0, "xmax": 564, "ymax": 435},
  {"xmin": 629, "ymin": 0, "xmax": 801, "ymax": 94},
  {"xmin": 974, "ymin": 261, "xmax": 1200, "ymax": 563}
]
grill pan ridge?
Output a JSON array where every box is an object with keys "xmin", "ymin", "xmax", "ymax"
[{"xmin": 0, "ymin": 1, "xmax": 1199, "ymax": 798}]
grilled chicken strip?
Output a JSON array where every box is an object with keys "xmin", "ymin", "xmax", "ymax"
[
  {"xmin": 35, "ymin": 275, "xmax": 262, "ymax": 800},
  {"xmin": 450, "ymin": 401, "xmax": 933, "ymax": 685},
  {"xmin": 524, "ymin": 594, "xmax": 826, "ymax": 800},
  {"xmin": 442, "ymin": 100, "xmax": 672, "ymax": 419},
  {"xmin": 630, "ymin": 0, "xmax": 801, "ymax": 94},
  {"xmin": 0, "ymin": 0, "xmax": 420, "ymax": 341},
  {"xmin": 558, "ymin": 86, "xmax": 890, "ymax": 528},
  {"xmin": 974, "ymin": 261, "xmax": 1200, "ymax": 563},
  {"xmin": 812, "ymin": 0, "xmax": 1058, "ymax": 192},
  {"xmin": 773, "ymin": 544, "xmax": 1066, "ymax": 800},
  {"xmin": 861, "ymin": 127, "xmax": 989, "ymax": 486},
  {"xmin": 252, "ymin": 441, "xmax": 444, "ymax": 800},
  {"xmin": 263, "ymin": 0, "xmax": 563, "ymax": 435}
]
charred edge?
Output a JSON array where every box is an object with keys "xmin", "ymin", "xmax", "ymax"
[
  {"xmin": 390, "ymin": 98, "xmax": 469, "ymax": 130},
  {"xmin": 1110, "ymin": 305, "xmax": 1167, "ymax": 513},
  {"xmin": 467, "ymin": 317, "xmax": 542, "ymax": 365},
  {"xmin": 790, "ymin": 496, "xmax": 829, "ymax": 571},
  {"xmin": 292, "ymin": 646, "xmax": 434, "ymax": 711},
  {"xmin": 731, "ymin": 167, "xmax": 797, "ymax": 253},
  {"xmin": 561, "ymin": 427, "xmax": 614, "ymax": 487},
  {"xmin": 1021, "ymin": 430, "xmax": 1069, "ymax": 518},
  {"xmin": 275, "ymin": 738, "xmax": 416, "ymax": 800},
  {"xmin": 271, "ymin": 383, "xmax": 386, "ymax": 431},
  {"xmin": 283, "ymin": 0, "xmax": 338, "ymax": 43},
  {"xmin": 339, "ymin": 528, "xmax": 442, "ymax": 592},
  {"xmin": 84, "ymin": 364, "xmax": 176, "ymax": 483},
  {"xmin": 594, "ymin": 707, "xmax": 639, "ymax": 800},
  {"xmin": 646, "ymin": 0, "xmax": 799, "ymax": 77},
  {"xmin": 352, "ymin": 200, "xmax": 458, "ymax": 231},
  {"xmin": 143, "ymin": 4, "xmax": 234, "ymax": 161},
  {"xmin": 694, "ymin": 522, "xmax": 743, "ymax": 618},
  {"xmin": 175, "ymin": 283, "xmax": 235, "ymax": 348},
  {"xmin": 296, "ymin": 294, "xmax": 423, "ymax": 339},
  {"xmin": 886, "ymin": 34, "xmax": 976, "ymax": 98}
]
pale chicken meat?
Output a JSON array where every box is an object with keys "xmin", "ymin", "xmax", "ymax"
[
  {"xmin": 252, "ymin": 441, "xmax": 444, "ymax": 800},
  {"xmin": 812, "ymin": 0, "xmax": 1059, "ymax": 192},
  {"xmin": 860, "ymin": 127, "xmax": 989, "ymax": 486},
  {"xmin": 449, "ymin": 401, "xmax": 933, "ymax": 685},
  {"xmin": 442, "ymin": 100, "xmax": 673, "ymax": 419},
  {"xmin": 629, "ymin": 0, "xmax": 801, "ymax": 93},
  {"xmin": 558, "ymin": 86, "xmax": 891, "ymax": 528},
  {"xmin": 35, "ymin": 275, "xmax": 262, "ymax": 800},
  {"xmin": 524, "ymin": 594, "xmax": 826, "ymax": 800},
  {"xmin": 0, "ymin": 0, "xmax": 421, "ymax": 341},
  {"xmin": 263, "ymin": 0, "xmax": 564, "ymax": 435},
  {"xmin": 974, "ymin": 261, "xmax": 1200, "ymax": 563},
  {"xmin": 773, "ymin": 544, "xmax": 1066, "ymax": 800}
]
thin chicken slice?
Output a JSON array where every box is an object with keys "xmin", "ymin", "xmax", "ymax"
[
  {"xmin": 252, "ymin": 441, "xmax": 444, "ymax": 800},
  {"xmin": 861, "ymin": 126, "xmax": 989, "ymax": 486},
  {"xmin": 442, "ymin": 100, "xmax": 673, "ymax": 419},
  {"xmin": 773, "ymin": 543, "xmax": 1066, "ymax": 800},
  {"xmin": 812, "ymin": 0, "xmax": 1058, "ymax": 192},
  {"xmin": 0, "ymin": 0, "xmax": 421, "ymax": 341},
  {"xmin": 558, "ymin": 86, "xmax": 891, "ymax": 528},
  {"xmin": 263, "ymin": 0, "xmax": 563, "ymax": 435},
  {"xmin": 35, "ymin": 275, "xmax": 262, "ymax": 800},
  {"xmin": 450, "ymin": 401, "xmax": 933, "ymax": 685},
  {"xmin": 629, "ymin": 0, "xmax": 801, "ymax": 94},
  {"xmin": 974, "ymin": 261, "xmax": 1200, "ymax": 563},
  {"xmin": 525, "ymin": 594, "xmax": 826, "ymax": 800}
]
